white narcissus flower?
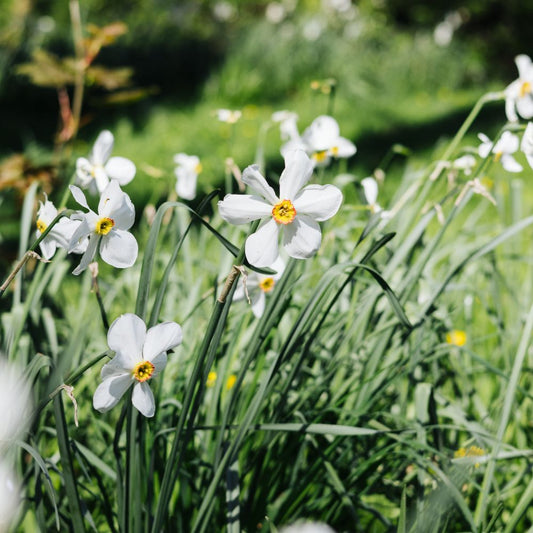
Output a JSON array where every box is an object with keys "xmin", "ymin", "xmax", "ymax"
[
  {"xmin": 174, "ymin": 153, "xmax": 202, "ymax": 200},
  {"xmin": 281, "ymin": 115, "xmax": 356, "ymax": 167},
  {"xmin": 521, "ymin": 122, "xmax": 533, "ymax": 169},
  {"xmin": 452, "ymin": 154, "xmax": 476, "ymax": 175},
  {"xmin": 234, "ymin": 256, "xmax": 285, "ymax": 318},
  {"xmin": 216, "ymin": 109, "xmax": 242, "ymax": 124},
  {"xmin": 93, "ymin": 314, "xmax": 182, "ymax": 417},
  {"xmin": 477, "ymin": 132, "xmax": 523, "ymax": 173},
  {"xmin": 218, "ymin": 150, "xmax": 343, "ymax": 267},
  {"xmin": 76, "ymin": 130, "xmax": 136, "ymax": 195},
  {"xmin": 35, "ymin": 197, "xmax": 87, "ymax": 260},
  {"xmin": 272, "ymin": 110, "xmax": 299, "ymax": 141},
  {"xmin": 68, "ymin": 181, "xmax": 138, "ymax": 275},
  {"xmin": 504, "ymin": 55, "xmax": 533, "ymax": 123}
]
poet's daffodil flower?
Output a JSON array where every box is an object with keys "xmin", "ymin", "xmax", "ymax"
[
  {"xmin": 281, "ymin": 115, "xmax": 356, "ymax": 167},
  {"xmin": 521, "ymin": 122, "xmax": 533, "ymax": 169},
  {"xmin": 505, "ymin": 54, "xmax": 533, "ymax": 123},
  {"xmin": 68, "ymin": 181, "xmax": 138, "ymax": 275},
  {"xmin": 477, "ymin": 131, "xmax": 523, "ymax": 173},
  {"xmin": 76, "ymin": 130, "xmax": 136, "ymax": 195},
  {"xmin": 35, "ymin": 197, "xmax": 87, "ymax": 260},
  {"xmin": 93, "ymin": 314, "xmax": 182, "ymax": 417},
  {"xmin": 218, "ymin": 150, "xmax": 342, "ymax": 267},
  {"xmin": 234, "ymin": 256, "xmax": 285, "ymax": 317}
]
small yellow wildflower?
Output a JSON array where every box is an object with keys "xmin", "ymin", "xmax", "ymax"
[
  {"xmin": 226, "ymin": 374, "xmax": 237, "ymax": 390},
  {"xmin": 446, "ymin": 330, "xmax": 467, "ymax": 347},
  {"xmin": 206, "ymin": 371, "xmax": 217, "ymax": 388},
  {"xmin": 454, "ymin": 445, "xmax": 486, "ymax": 468}
]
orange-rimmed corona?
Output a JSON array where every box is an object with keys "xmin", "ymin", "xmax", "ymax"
[
  {"xmin": 272, "ymin": 199, "xmax": 296, "ymax": 225},
  {"xmin": 132, "ymin": 360, "xmax": 155, "ymax": 383},
  {"xmin": 95, "ymin": 217, "xmax": 115, "ymax": 235}
]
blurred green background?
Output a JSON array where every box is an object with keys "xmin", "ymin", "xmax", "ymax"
[{"xmin": 0, "ymin": 0, "xmax": 529, "ymax": 262}]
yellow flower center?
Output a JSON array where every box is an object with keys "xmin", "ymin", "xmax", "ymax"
[
  {"xmin": 132, "ymin": 360, "xmax": 155, "ymax": 382},
  {"xmin": 493, "ymin": 151, "xmax": 503, "ymax": 163},
  {"xmin": 312, "ymin": 150, "xmax": 328, "ymax": 162},
  {"xmin": 259, "ymin": 277, "xmax": 275, "ymax": 293},
  {"xmin": 195, "ymin": 162, "xmax": 203, "ymax": 174},
  {"xmin": 330, "ymin": 146, "xmax": 339, "ymax": 156},
  {"xmin": 95, "ymin": 217, "xmax": 114, "ymax": 235},
  {"xmin": 520, "ymin": 81, "xmax": 532, "ymax": 98},
  {"xmin": 446, "ymin": 329, "xmax": 467, "ymax": 347},
  {"xmin": 36, "ymin": 219, "xmax": 47, "ymax": 234},
  {"xmin": 272, "ymin": 199, "xmax": 296, "ymax": 225},
  {"xmin": 454, "ymin": 445, "xmax": 485, "ymax": 468}
]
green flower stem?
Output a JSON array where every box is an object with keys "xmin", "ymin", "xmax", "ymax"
[
  {"xmin": 151, "ymin": 224, "xmax": 254, "ymax": 533},
  {"xmin": 53, "ymin": 393, "xmax": 85, "ymax": 533}
]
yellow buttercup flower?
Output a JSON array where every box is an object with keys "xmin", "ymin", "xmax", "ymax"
[{"xmin": 446, "ymin": 330, "xmax": 467, "ymax": 347}]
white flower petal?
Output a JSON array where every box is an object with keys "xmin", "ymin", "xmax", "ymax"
[
  {"xmin": 302, "ymin": 115, "xmax": 340, "ymax": 151},
  {"xmin": 282, "ymin": 214, "xmax": 322, "ymax": 259},
  {"xmin": 93, "ymin": 374, "xmax": 132, "ymax": 413},
  {"xmin": 218, "ymin": 194, "xmax": 272, "ymax": 224},
  {"xmin": 91, "ymin": 130, "xmax": 114, "ymax": 165},
  {"xmin": 105, "ymin": 156, "xmax": 136, "ymax": 185},
  {"xmin": 143, "ymin": 322, "xmax": 183, "ymax": 362},
  {"xmin": 279, "ymin": 150, "xmax": 314, "ymax": 200},
  {"xmin": 72, "ymin": 235, "xmax": 99, "ymax": 275},
  {"xmin": 516, "ymin": 54, "xmax": 533, "ymax": 79},
  {"xmin": 280, "ymin": 138, "xmax": 309, "ymax": 158},
  {"xmin": 361, "ymin": 177, "xmax": 378, "ymax": 205},
  {"xmin": 250, "ymin": 291, "xmax": 266, "ymax": 318},
  {"xmin": 39, "ymin": 238, "xmax": 57, "ymax": 260},
  {"xmin": 293, "ymin": 184, "xmax": 342, "ymax": 221},
  {"xmin": 517, "ymin": 97, "xmax": 533, "ymax": 120},
  {"xmin": 175, "ymin": 169, "xmax": 197, "ymax": 200},
  {"xmin": 505, "ymin": 95, "xmax": 519, "ymax": 123},
  {"xmin": 501, "ymin": 154, "xmax": 523, "ymax": 173},
  {"xmin": 241, "ymin": 165, "xmax": 279, "ymax": 204},
  {"xmin": 245, "ymin": 218, "xmax": 280, "ymax": 267},
  {"xmin": 107, "ymin": 314, "xmax": 146, "ymax": 361},
  {"xmin": 98, "ymin": 181, "xmax": 135, "ymax": 229},
  {"xmin": 100, "ymin": 229, "xmax": 138, "ymax": 268},
  {"xmin": 495, "ymin": 131, "xmax": 519, "ymax": 154},
  {"xmin": 69, "ymin": 185, "xmax": 90, "ymax": 210},
  {"xmin": 132, "ymin": 382, "xmax": 155, "ymax": 417},
  {"xmin": 150, "ymin": 352, "xmax": 168, "ymax": 376},
  {"xmin": 331, "ymin": 137, "xmax": 356, "ymax": 158},
  {"xmin": 68, "ymin": 217, "xmax": 92, "ymax": 252}
]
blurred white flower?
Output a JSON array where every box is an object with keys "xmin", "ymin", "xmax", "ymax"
[
  {"xmin": 234, "ymin": 256, "xmax": 285, "ymax": 317},
  {"xmin": 281, "ymin": 115, "xmax": 356, "ymax": 167},
  {"xmin": 433, "ymin": 11, "xmax": 462, "ymax": 47},
  {"xmin": 174, "ymin": 153, "xmax": 202, "ymax": 200},
  {"xmin": 265, "ymin": 2, "xmax": 286, "ymax": 24},
  {"xmin": 68, "ymin": 181, "xmax": 138, "ymax": 275},
  {"xmin": 76, "ymin": 130, "xmax": 136, "ymax": 195},
  {"xmin": 0, "ymin": 461, "xmax": 21, "ymax": 532},
  {"xmin": 93, "ymin": 314, "xmax": 182, "ymax": 417},
  {"xmin": 35, "ymin": 197, "xmax": 87, "ymax": 260},
  {"xmin": 521, "ymin": 122, "xmax": 533, "ymax": 169},
  {"xmin": 302, "ymin": 18, "xmax": 324, "ymax": 41},
  {"xmin": 477, "ymin": 131, "xmax": 522, "ymax": 172},
  {"xmin": 505, "ymin": 55, "xmax": 533, "ymax": 123},
  {"xmin": 452, "ymin": 154, "xmax": 476, "ymax": 175},
  {"xmin": 212, "ymin": 1, "xmax": 235, "ymax": 22},
  {"xmin": 218, "ymin": 150, "xmax": 343, "ymax": 267},
  {"xmin": 361, "ymin": 177, "xmax": 382, "ymax": 214},
  {"xmin": 216, "ymin": 109, "xmax": 242, "ymax": 124},
  {"xmin": 272, "ymin": 110, "xmax": 300, "ymax": 141},
  {"xmin": 0, "ymin": 358, "xmax": 32, "ymax": 448}
]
